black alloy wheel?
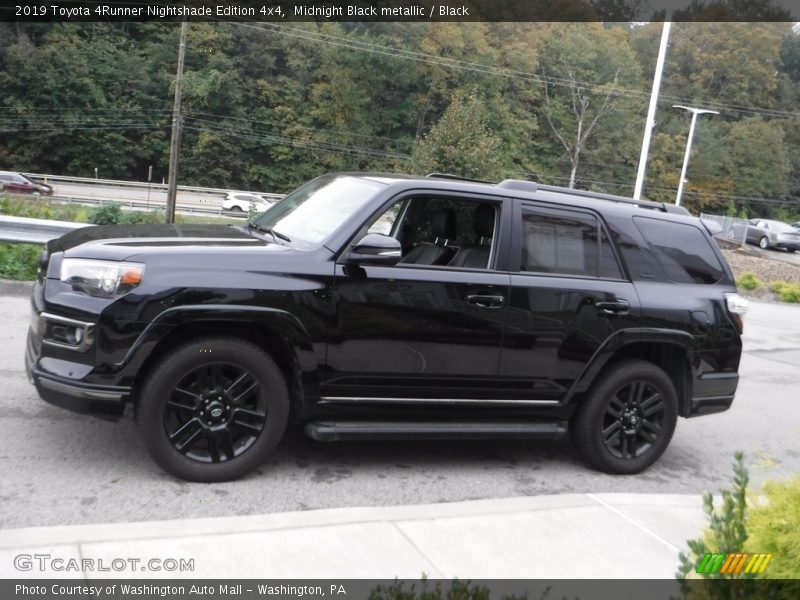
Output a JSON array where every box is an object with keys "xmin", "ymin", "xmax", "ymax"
[
  {"xmin": 570, "ymin": 359, "xmax": 678, "ymax": 474},
  {"xmin": 138, "ymin": 337, "xmax": 289, "ymax": 482},
  {"xmin": 600, "ymin": 380, "xmax": 665, "ymax": 460},
  {"xmin": 164, "ymin": 362, "xmax": 266, "ymax": 463}
]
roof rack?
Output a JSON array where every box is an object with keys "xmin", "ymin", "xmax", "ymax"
[{"xmin": 424, "ymin": 173, "xmax": 689, "ymax": 215}]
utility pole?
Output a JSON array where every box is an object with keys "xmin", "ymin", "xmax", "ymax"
[
  {"xmin": 673, "ymin": 105, "xmax": 719, "ymax": 206},
  {"xmin": 166, "ymin": 20, "xmax": 188, "ymax": 224},
  {"xmin": 633, "ymin": 18, "xmax": 672, "ymax": 200}
]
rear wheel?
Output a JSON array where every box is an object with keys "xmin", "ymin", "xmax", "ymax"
[
  {"xmin": 229, "ymin": 205, "xmax": 243, "ymax": 212},
  {"xmin": 137, "ymin": 337, "xmax": 289, "ymax": 482},
  {"xmin": 759, "ymin": 236, "xmax": 769, "ymax": 250},
  {"xmin": 570, "ymin": 359, "xmax": 678, "ymax": 474}
]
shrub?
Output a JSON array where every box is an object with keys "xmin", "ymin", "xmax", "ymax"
[
  {"xmin": 745, "ymin": 477, "xmax": 800, "ymax": 579},
  {"xmin": 88, "ymin": 202, "xmax": 124, "ymax": 225},
  {"xmin": 769, "ymin": 281, "xmax": 800, "ymax": 303},
  {"xmin": 0, "ymin": 243, "xmax": 41, "ymax": 280},
  {"xmin": 736, "ymin": 273, "xmax": 763, "ymax": 292}
]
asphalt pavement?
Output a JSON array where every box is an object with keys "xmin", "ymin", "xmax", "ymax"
[{"xmin": 1, "ymin": 290, "xmax": 798, "ymax": 531}]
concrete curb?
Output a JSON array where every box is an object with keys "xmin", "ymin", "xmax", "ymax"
[
  {"xmin": 0, "ymin": 494, "xmax": 706, "ymax": 579},
  {"xmin": 0, "ymin": 279, "xmax": 34, "ymax": 296}
]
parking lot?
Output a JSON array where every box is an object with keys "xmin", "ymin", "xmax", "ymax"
[{"xmin": 1, "ymin": 292, "xmax": 798, "ymax": 529}]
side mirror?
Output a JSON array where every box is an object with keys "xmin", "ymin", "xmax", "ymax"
[{"xmin": 346, "ymin": 233, "xmax": 402, "ymax": 265}]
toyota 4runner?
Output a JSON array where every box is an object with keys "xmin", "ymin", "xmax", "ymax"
[{"xmin": 26, "ymin": 173, "xmax": 747, "ymax": 481}]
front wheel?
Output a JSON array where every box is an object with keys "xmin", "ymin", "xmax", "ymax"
[
  {"xmin": 137, "ymin": 337, "xmax": 289, "ymax": 482},
  {"xmin": 570, "ymin": 359, "xmax": 678, "ymax": 474},
  {"xmin": 759, "ymin": 236, "xmax": 770, "ymax": 250}
]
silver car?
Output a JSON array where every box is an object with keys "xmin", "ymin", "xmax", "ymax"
[{"xmin": 746, "ymin": 219, "xmax": 800, "ymax": 252}]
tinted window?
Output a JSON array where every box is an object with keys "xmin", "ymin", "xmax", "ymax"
[
  {"xmin": 634, "ymin": 217, "xmax": 724, "ymax": 284},
  {"xmin": 520, "ymin": 206, "xmax": 622, "ymax": 279}
]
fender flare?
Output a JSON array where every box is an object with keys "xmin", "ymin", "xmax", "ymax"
[{"xmin": 563, "ymin": 327, "xmax": 696, "ymax": 404}]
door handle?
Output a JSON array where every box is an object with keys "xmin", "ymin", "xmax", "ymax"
[
  {"xmin": 466, "ymin": 294, "xmax": 505, "ymax": 308},
  {"xmin": 595, "ymin": 299, "xmax": 630, "ymax": 315}
]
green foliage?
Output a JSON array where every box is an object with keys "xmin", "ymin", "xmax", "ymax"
[
  {"xmin": 676, "ymin": 453, "xmax": 755, "ymax": 598},
  {"xmin": 0, "ymin": 243, "xmax": 41, "ymax": 280},
  {"xmin": 88, "ymin": 202, "xmax": 124, "ymax": 225},
  {"xmin": 407, "ymin": 89, "xmax": 505, "ymax": 181},
  {"xmin": 1, "ymin": 22, "xmax": 799, "ymax": 216},
  {"xmin": 0, "ymin": 195, "xmax": 89, "ymax": 222},
  {"xmin": 736, "ymin": 273, "xmax": 763, "ymax": 292},
  {"xmin": 769, "ymin": 281, "xmax": 800, "ymax": 303},
  {"xmin": 745, "ymin": 477, "xmax": 800, "ymax": 578},
  {"xmin": 88, "ymin": 202, "xmax": 164, "ymax": 225}
]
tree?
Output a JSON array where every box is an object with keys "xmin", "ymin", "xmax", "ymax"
[
  {"xmin": 407, "ymin": 89, "xmax": 505, "ymax": 181},
  {"xmin": 537, "ymin": 23, "xmax": 643, "ymax": 189}
]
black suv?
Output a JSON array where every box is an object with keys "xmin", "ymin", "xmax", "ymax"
[{"xmin": 26, "ymin": 173, "xmax": 747, "ymax": 481}]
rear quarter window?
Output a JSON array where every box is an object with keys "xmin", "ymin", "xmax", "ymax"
[{"xmin": 633, "ymin": 217, "xmax": 724, "ymax": 284}]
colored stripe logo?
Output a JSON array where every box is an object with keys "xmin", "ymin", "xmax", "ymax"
[{"xmin": 696, "ymin": 552, "xmax": 772, "ymax": 574}]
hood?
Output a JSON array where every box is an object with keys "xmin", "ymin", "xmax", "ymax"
[{"xmin": 48, "ymin": 223, "xmax": 272, "ymax": 260}]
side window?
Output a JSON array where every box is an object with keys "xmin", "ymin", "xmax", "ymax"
[
  {"xmin": 367, "ymin": 200, "xmax": 406, "ymax": 236},
  {"xmin": 633, "ymin": 217, "xmax": 724, "ymax": 284},
  {"xmin": 363, "ymin": 196, "xmax": 498, "ymax": 269},
  {"xmin": 520, "ymin": 206, "xmax": 622, "ymax": 279}
]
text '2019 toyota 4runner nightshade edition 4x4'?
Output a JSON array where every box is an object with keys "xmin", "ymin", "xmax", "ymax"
[{"xmin": 26, "ymin": 173, "xmax": 747, "ymax": 481}]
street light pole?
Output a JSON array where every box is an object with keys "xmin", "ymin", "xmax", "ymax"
[
  {"xmin": 673, "ymin": 105, "xmax": 719, "ymax": 206},
  {"xmin": 166, "ymin": 20, "xmax": 188, "ymax": 225}
]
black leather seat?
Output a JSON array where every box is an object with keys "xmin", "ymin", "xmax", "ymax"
[
  {"xmin": 448, "ymin": 204, "xmax": 494, "ymax": 269},
  {"xmin": 399, "ymin": 208, "xmax": 457, "ymax": 265}
]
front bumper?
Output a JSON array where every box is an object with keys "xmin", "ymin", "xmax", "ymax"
[{"xmin": 26, "ymin": 328, "xmax": 130, "ymax": 420}]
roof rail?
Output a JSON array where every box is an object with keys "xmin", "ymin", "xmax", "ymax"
[
  {"xmin": 425, "ymin": 172, "xmax": 495, "ymax": 184},
  {"xmin": 534, "ymin": 183, "xmax": 690, "ymax": 215},
  {"xmin": 497, "ymin": 179, "xmax": 538, "ymax": 192}
]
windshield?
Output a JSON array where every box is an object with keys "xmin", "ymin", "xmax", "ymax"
[{"xmin": 251, "ymin": 175, "xmax": 385, "ymax": 249}]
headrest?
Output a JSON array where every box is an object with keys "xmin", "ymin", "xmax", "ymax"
[
  {"xmin": 431, "ymin": 208, "xmax": 457, "ymax": 240},
  {"xmin": 474, "ymin": 204, "xmax": 495, "ymax": 238}
]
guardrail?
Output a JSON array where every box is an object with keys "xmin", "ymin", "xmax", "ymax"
[
  {"xmin": 27, "ymin": 173, "xmax": 284, "ymax": 201},
  {"xmin": 0, "ymin": 215, "xmax": 90, "ymax": 244},
  {"xmin": 40, "ymin": 194, "xmax": 253, "ymax": 218}
]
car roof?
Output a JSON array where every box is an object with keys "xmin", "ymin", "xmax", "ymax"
[{"xmin": 337, "ymin": 171, "xmax": 692, "ymax": 219}]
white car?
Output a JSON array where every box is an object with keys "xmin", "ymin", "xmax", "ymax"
[{"xmin": 222, "ymin": 192, "xmax": 270, "ymax": 213}]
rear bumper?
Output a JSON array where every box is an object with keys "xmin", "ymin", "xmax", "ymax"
[
  {"xmin": 26, "ymin": 330, "xmax": 129, "ymax": 420},
  {"xmin": 687, "ymin": 372, "xmax": 738, "ymax": 417}
]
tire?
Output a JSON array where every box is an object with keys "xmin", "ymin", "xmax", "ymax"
[
  {"xmin": 230, "ymin": 205, "xmax": 243, "ymax": 212},
  {"xmin": 787, "ymin": 248, "xmax": 796, "ymax": 254},
  {"xmin": 759, "ymin": 236, "xmax": 769, "ymax": 250},
  {"xmin": 136, "ymin": 337, "xmax": 289, "ymax": 482},
  {"xmin": 570, "ymin": 359, "xmax": 678, "ymax": 475}
]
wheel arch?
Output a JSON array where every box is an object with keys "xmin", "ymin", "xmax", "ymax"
[
  {"xmin": 123, "ymin": 306, "xmax": 320, "ymax": 420},
  {"xmin": 566, "ymin": 329, "xmax": 695, "ymax": 417}
]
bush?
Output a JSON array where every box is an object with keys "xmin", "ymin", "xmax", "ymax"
[
  {"xmin": 88, "ymin": 202, "xmax": 165, "ymax": 225},
  {"xmin": 736, "ymin": 272, "xmax": 763, "ymax": 292},
  {"xmin": 0, "ymin": 243, "xmax": 41, "ymax": 280},
  {"xmin": 746, "ymin": 478, "xmax": 800, "ymax": 578},
  {"xmin": 88, "ymin": 202, "xmax": 124, "ymax": 225},
  {"xmin": 769, "ymin": 280, "xmax": 800, "ymax": 303}
]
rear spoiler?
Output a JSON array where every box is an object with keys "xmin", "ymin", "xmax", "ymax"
[{"xmin": 699, "ymin": 218, "xmax": 723, "ymax": 236}]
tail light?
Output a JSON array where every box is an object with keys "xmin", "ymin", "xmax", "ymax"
[{"xmin": 724, "ymin": 292, "xmax": 748, "ymax": 334}]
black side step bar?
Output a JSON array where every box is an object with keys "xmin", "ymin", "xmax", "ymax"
[{"xmin": 305, "ymin": 421, "xmax": 567, "ymax": 442}]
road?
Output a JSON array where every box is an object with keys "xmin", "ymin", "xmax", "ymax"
[{"xmin": 1, "ymin": 294, "xmax": 798, "ymax": 529}]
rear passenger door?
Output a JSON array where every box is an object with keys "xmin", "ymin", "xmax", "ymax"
[{"xmin": 498, "ymin": 201, "xmax": 639, "ymax": 402}]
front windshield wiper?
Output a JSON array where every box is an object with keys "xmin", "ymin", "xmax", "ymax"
[{"xmin": 247, "ymin": 220, "xmax": 291, "ymax": 243}]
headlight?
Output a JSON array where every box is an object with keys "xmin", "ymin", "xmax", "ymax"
[{"xmin": 60, "ymin": 258, "xmax": 144, "ymax": 298}]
